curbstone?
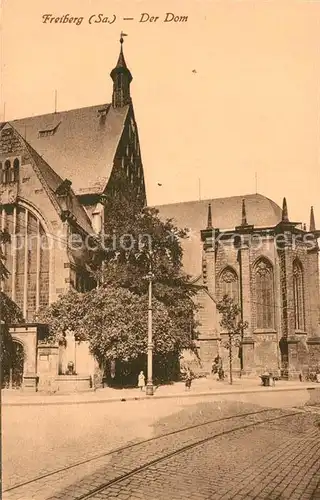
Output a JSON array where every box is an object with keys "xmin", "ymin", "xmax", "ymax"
[{"xmin": 2, "ymin": 384, "xmax": 319, "ymax": 407}]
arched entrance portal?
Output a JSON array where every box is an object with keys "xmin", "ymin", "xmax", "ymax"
[{"xmin": 1, "ymin": 339, "xmax": 25, "ymax": 389}]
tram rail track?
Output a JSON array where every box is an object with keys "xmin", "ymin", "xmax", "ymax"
[
  {"xmin": 3, "ymin": 407, "xmax": 273, "ymax": 493},
  {"xmin": 73, "ymin": 409, "xmax": 302, "ymax": 500},
  {"xmin": 3, "ymin": 407, "xmax": 306, "ymax": 500}
]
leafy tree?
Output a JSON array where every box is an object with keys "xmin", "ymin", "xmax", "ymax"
[
  {"xmin": 0, "ymin": 292, "xmax": 24, "ymax": 325},
  {"xmin": 38, "ymin": 290, "xmax": 87, "ymax": 344},
  {"xmin": 216, "ymin": 295, "xmax": 248, "ymax": 385},
  {"xmin": 95, "ymin": 185, "xmax": 199, "ymax": 341},
  {"xmin": 40, "ymin": 179, "xmax": 200, "ymax": 383},
  {"xmin": 0, "ymin": 291, "xmax": 24, "ymax": 367},
  {"xmin": 0, "ymin": 291, "xmax": 24, "ymax": 387},
  {"xmin": 39, "ymin": 286, "xmax": 194, "ymax": 383}
]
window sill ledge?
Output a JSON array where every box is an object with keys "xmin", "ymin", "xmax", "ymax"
[{"xmin": 254, "ymin": 329, "xmax": 277, "ymax": 334}]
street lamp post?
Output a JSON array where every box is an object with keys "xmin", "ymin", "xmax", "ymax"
[{"xmin": 146, "ymin": 257, "xmax": 154, "ymax": 396}]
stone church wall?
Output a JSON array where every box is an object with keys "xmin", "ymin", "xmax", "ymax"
[{"xmin": 198, "ymin": 228, "xmax": 320, "ymax": 377}]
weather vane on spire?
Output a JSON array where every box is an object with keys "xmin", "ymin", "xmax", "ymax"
[{"xmin": 120, "ymin": 31, "xmax": 128, "ymax": 44}]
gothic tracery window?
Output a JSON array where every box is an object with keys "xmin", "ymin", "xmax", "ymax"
[
  {"xmin": 293, "ymin": 259, "xmax": 305, "ymax": 331},
  {"xmin": 220, "ymin": 267, "xmax": 239, "ymax": 304},
  {"xmin": 255, "ymin": 258, "xmax": 274, "ymax": 329},
  {"xmin": 1, "ymin": 204, "xmax": 49, "ymax": 321}
]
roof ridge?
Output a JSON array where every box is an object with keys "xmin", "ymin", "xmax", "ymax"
[
  {"xmin": 10, "ymin": 103, "xmax": 111, "ymax": 122},
  {"xmin": 153, "ymin": 193, "xmax": 269, "ymax": 208}
]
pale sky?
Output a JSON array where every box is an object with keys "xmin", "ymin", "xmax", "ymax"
[{"xmin": 1, "ymin": 0, "xmax": 320, "ymax": 226}]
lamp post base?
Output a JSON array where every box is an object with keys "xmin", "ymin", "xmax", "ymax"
[{"xmin": 146, "ymin": 382, "xmax": 154, "ymax": 396}]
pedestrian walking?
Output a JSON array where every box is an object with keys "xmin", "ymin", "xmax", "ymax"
[
  {"xmin": 138, "ymin": 371, "xmax": 145, "ymax": 391},
  {"xmin": 185, "ymin": 368, "xmax": 193, "ymax": 390},
  {"xmin": 211, "ymin": 360, "xmax": 218, "ymax": 375},
  {"xmin": 215, "ymin": 355, "xmax": 224, "ymax": 381}
]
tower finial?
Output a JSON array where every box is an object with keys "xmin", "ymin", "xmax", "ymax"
[
  {"xmin": 207, "ymin": 203, "xmax": 212, "ymax": 229},
  {"xmin": 120, "ymin": 31, "xmax": 127, "ymax": 44},
  {"xmin": 310, "ymin": 206, "xmax": 316, "ymax": 232},
  {"xmin": 282, "ymin": 197, "xmax": 289, "ymax": 222},
  {"xmin": 110, "ymin": 33, "xmax": 132, "ymax": 108},
  {"xmin": 241, "ymin": 198, "xmax": 248, "ymax": 226}
]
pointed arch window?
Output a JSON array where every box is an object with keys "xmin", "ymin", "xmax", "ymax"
[
  {"xmin": 12, "ymin": 158, "xmax": 19, "ymax": 182},
  {"xmin": 220, "ymin": 267, "xmax": 239, "ymax": 304},
  {"xmin": 4, "ymin": 160, "xmax": 11, "ymax": 184},
  {"xmin": 255, "ymin": 258, "xmax": 274, "ymax": 329},
  {"xmin": 1, "ymin": 204, "xmax": 49, "ymax": 321},
  {"xmin": 293, "ymin": 259, "xmax": 305, "ymax": 331}
]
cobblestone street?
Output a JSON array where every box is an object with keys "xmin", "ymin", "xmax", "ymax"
[
  {"xmin": 87, "ymin": 414, "xmax": 320, "ymax": 500},
  {"xmin": 2, "ymin": 392, "xmax": 320, "ymax": 500}
]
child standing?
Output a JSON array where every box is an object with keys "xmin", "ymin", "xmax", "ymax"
[{"xmin": 138, "ymin": 371, "xmax": 145, "ymax": 391}]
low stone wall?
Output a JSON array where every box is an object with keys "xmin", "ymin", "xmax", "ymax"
[{"xmin": 54, "ymin": 375, "xmax": 92, "ymax": 393}]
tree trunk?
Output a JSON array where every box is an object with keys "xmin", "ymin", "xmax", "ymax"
[{"xmin": 229, "ymin": 334, "xmax": 233, "ymax": 385}]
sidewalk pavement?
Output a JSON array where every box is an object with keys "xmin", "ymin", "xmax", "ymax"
[{"xmin": 2, "ymin": 376, "xmax": 320, "ymax": 406}]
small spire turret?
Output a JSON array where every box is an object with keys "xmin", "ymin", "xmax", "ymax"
[
  {"xmin": 207, "ymin": 203, "xmax": 212, "ymax": 229},
  {"xmin": 310, "ymin": 206, "xmax": 316, "ymax": 232},
  {"xmin": 282, "ymin": 197, "xmax": 289, "ymax": 223},
  {"xmin": 110, "ymin": 34, "xmax": 132, "ymax": 108},
  {"xmin": 241, "ymin": 198, "xmax": 248, "ymax": 226}
]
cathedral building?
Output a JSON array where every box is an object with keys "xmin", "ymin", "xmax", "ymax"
[
  {"xmin": 156, "ymin": 195, "xmax": 320, "ymax": 379},
  {"xmin": 1, "ymin": 38, "xmax": 319, "ymax": 389}
]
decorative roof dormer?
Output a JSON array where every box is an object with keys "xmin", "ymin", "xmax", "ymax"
[{"xmin": 110, "ymin": 33, "xmax": 132, "ymax": 108}]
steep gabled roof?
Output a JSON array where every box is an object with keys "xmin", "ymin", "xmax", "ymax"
[
  {"xmin": 6, "ymin": 124, "xmax": 94, "ymax": 235},
  {"xmin": 9, "ymin": 103, "xmax": 129, "ymax": 195},
  {"xmin": 25, "ymin": 144, "xmax": 93, "ymax": 235}
]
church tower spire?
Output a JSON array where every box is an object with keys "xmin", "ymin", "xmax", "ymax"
[{"xmin": 110, "ymin": 33, "xmax": 132, "ymax": 108}]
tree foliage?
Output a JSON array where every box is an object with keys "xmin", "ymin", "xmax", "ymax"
[
  {"xmin": 95, "ymin": 185, "xmax": 199, "ymax": 341},
  {"xmin": 39, "ymin": 286, "xmax": 195, "ymax": 382},
  {"xmin": 0, "ymin": 291, "xmax": 24, "ymax": 326},
  {"xmin": 38, "ymin": 290, "xmax": 87, "ymax": 344},
  {"xmin": 216, "ymin": 295, "xmax": 248, "ymax": 385},
  {"xmin": 0, "ymin": 292, "xmax": 24, "ymax": 384},
  {"xmin": 40, "ymin": 184, "xmax": 199, "ymax": 382}
]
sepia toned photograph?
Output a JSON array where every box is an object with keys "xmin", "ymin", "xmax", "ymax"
[{"xmin": 1, "ymin": 1, "xmax": 320, "ymax": 499}]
